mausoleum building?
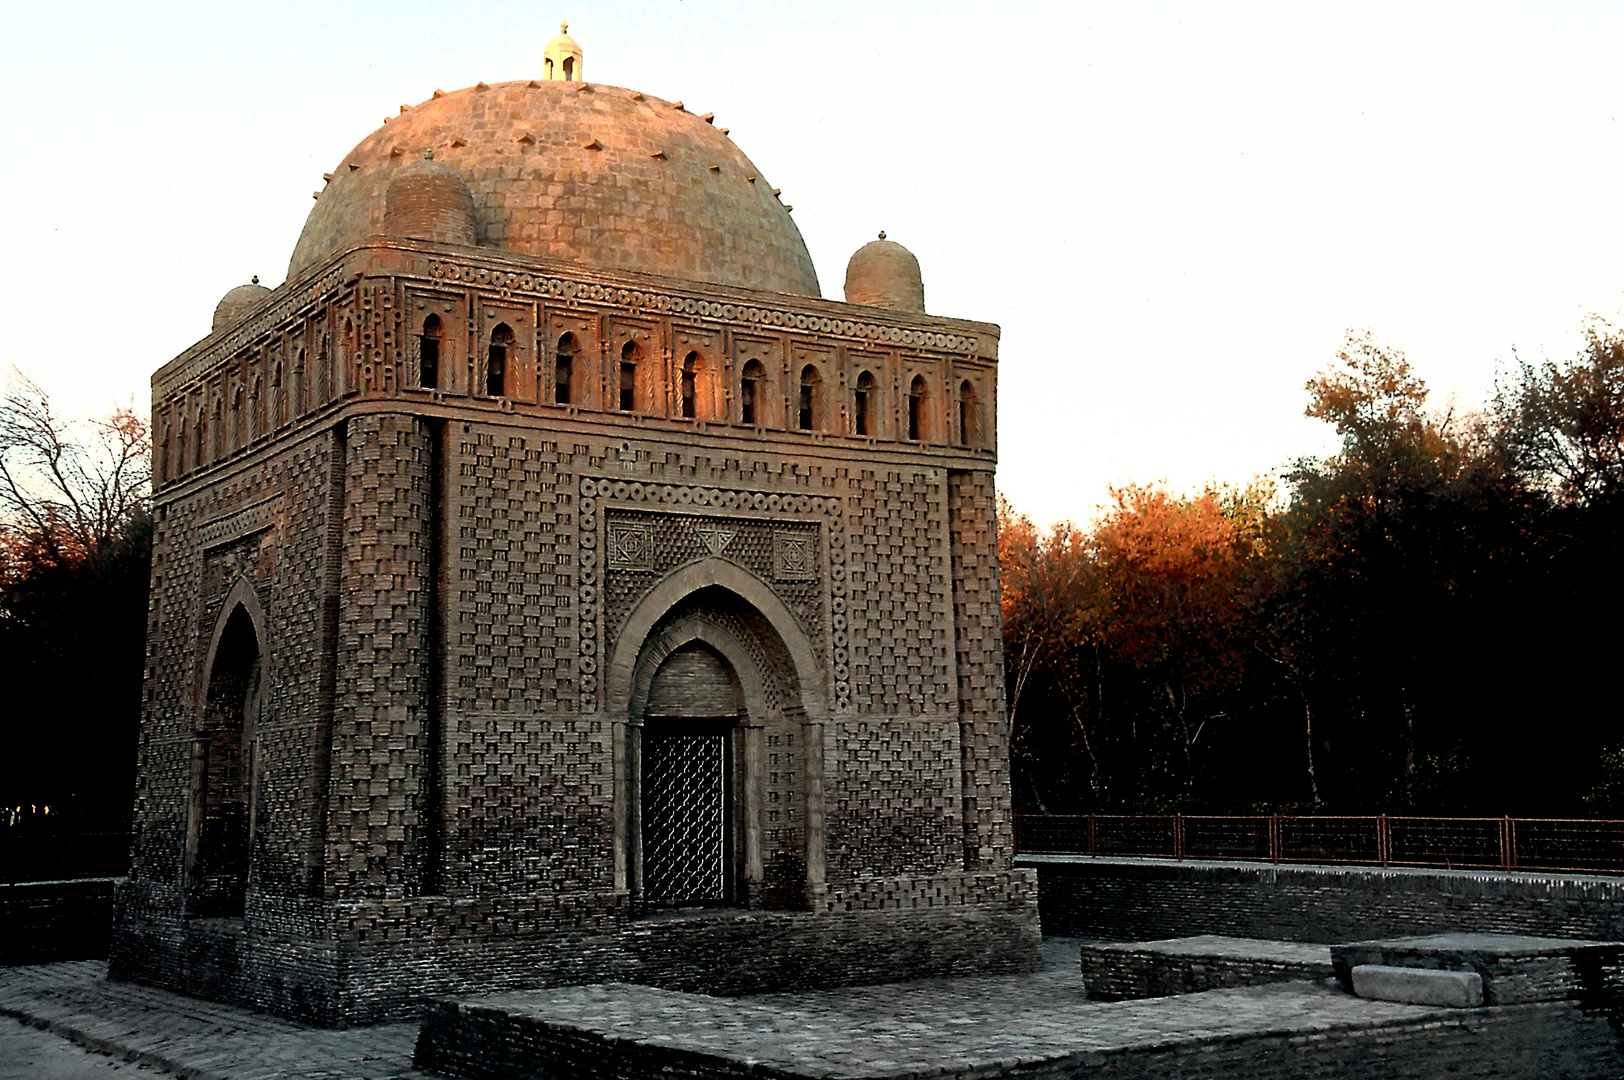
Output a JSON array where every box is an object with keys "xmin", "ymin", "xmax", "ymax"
[{"xmin": 110, "ymin": 25, "xmax": 1038, "ymax": 1024}]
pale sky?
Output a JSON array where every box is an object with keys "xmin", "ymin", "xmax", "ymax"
[{"xmin": 6, "ymin": 1, "xmax": 1624, "ymax": 526}]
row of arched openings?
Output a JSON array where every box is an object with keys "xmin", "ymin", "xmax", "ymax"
[
  {"xmin": 414, "ymin": 318, "xmax": 986, "ymax": 445},
  {"xmin": 159, "ymin": 326, "xmax": 351, "ymax": 483}
]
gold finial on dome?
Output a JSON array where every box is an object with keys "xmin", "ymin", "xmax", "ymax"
[{"xmin": 544, "ymin": 18, "xmax": 583, "ymax": 82}]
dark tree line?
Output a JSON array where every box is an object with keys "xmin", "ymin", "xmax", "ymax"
[
  {"xmin": 0, "ymin": 371, "xmax": 151, "ymax": 837},
  {"xmin": 1003, "ymin": 326, "xmax": 1624, "ymax": 816}
]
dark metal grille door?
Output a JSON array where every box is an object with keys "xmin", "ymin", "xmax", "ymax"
[{"xmin": 644, "ymin": 731, "xmax": 726, "ymax": 904}]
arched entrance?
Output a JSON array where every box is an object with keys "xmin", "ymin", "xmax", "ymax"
[
  {"xmin": 613, "ymin": 564, "xmax": 829, "ymax": 911},
  {"xmin": 640, "ymin": 643, "xmax": 742, "ymax": 905},
  {"xmin": 187, "ymin": 601, "xmax": 262, "ymax": 917}
]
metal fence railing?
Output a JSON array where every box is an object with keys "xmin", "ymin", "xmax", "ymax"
[
  {"xmin": 1014, "ymin": 814, "xmax": 1624, "ymax": 875},
  {"xmin": 0, "ymin": 832, "xmax": 131, "ymax": 885}
]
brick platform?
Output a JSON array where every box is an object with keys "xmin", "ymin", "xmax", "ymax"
[
  {"xmin": 8, "ymin": 946, "xmax": 1624, "ymax": 1079},
  {"xmin": 414, "ymin": 968, "xmax": 1624, "ymax": 1079},
  {"xmin": 1331, "ymin": 932, "xmax": 1624, "ymax": 1005},
  {"xmin": 1079, "ymin": 935, "xmax": 1334, "ymax": 1001}
]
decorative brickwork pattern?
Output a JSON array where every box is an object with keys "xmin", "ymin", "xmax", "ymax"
[
  {"xmin": 845, "ymin": 468, "xmax": 954, "ymax": 715},
  {"xmin": 329, "ymin": 414, "xmax": 434, "ymax": 898},
  {"xmin": 827, "ymin": 718, "xmax": 961, "ymax": 883},
  {"xmin": 446, "ymin": 427, "xmax": 578, "ymax": 714},
  {"xmin": 443, "ymin": 713, "xmax": 612, "ymax": 897},
  {"xmin": 603, "ymin": 509, "xmax": 822, "ymax": 649},
  {"xmin": 947, "ymin": 470, "xmax": 1014, "ymax": 872}
]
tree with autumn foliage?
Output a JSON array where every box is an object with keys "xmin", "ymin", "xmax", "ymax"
[
  {"xmin": 998, "ymin": 482, "xmax": 1284, "ymax": 812},
  {"xmin": 1002, "ymin": 322, "xmax": 1624, "ymax": 816},
  {"xmin": 1092, "ymin": 481, "xmax": 1273, "ymax": 799}
]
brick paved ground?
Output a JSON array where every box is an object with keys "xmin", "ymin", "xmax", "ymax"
[
  {"xmin": 423, "ymin": 951, "xmax": 1442, "ymax": 1077},
  {"xmin": 8, "ymin": 939, "xmax": 1620, "ymax": 1080},
  {"xmin": 0, "ymin": 963, "xmax": 427, "ymax": 1080},
  {"xmin": 0, "ymin": 1017, "xmax": 174, "ymax": 1079}
]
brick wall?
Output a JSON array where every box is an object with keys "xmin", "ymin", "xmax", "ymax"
[
  {"xmin": 0, "ymin": 879, "xmax": 120, "ymax": 964},
  {"xmin": 1025, "ymin": 855, "xmax": 1624, "ymax": 942}
]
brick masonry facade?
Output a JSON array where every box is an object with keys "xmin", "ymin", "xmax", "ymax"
[{"xmin": 110, "ymin": 236, "xmax": 1038, "ymax": 1025}]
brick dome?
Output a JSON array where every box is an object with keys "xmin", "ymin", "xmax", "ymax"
[
  {"xmin": 290, "ymin": 80, "xmax": 820, "ymax": 296},
  {"xmin": 843, "ymin": 234, "xmax": 924, "ymax": 313},
  {"xmin": 212, "ymin": 281, "xmax": 273, "ymax": 332},
  {"xmin": 384, "ymin": 154, "xmax": 478, "ymax": 247}
]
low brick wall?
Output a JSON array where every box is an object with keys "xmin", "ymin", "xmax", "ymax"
[
  {"xmin": 1022, "ymin": 855, "xmax": 1624, "ymax": 943},
  {"xmin": 0, "ymin": 879, "xmax": 121, "ymax": 965}
]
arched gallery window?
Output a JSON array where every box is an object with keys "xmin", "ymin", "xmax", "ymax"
[
  {"xmin": 334, "ymin": 326, "xmax": 348, "ymax": 399},
  {"xmin": 619, "ymin": 340, "xmax": 640, "ymax": 412},
  {"xmin": 681, "ymin": 352, "xmax": 701, "ymax": 419},
  {"xmin": 739, "ymin": 359, "xmax": 764, "ymax": 425},
  {"xmin": 554, "ymin": 332, "xmax": 578, "ymax": 405},
  {"xmin": 854, "ymin": 370, "xmax": 875, "ymax": 436},
  {"xmin": 419, "ymin": 315, "xmax": 442, "ymax": 390},
  {"xmin": 958, "ymin": 380, "xmax": 979, "ymax": 447},
  {"xmin": 797, "ymin": 365, "xmax": 821, "ymax": 431},
  {"xmin": 907, "ymin": 375, "xmax": 928, "ymax": 441},
  {"xmin": 487, "ymin": 323, "xmax": 514, "ymax": 397},
  {"xmin": 315, "ymin": 335, "xmax": 331, "ymax": 403}
]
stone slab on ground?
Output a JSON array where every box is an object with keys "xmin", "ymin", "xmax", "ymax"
[
  {"xmin": 1079, "ymin": 935, "xmax": 1334, "ymax": 1001},
  {"xmin": 1330, "ymin": 932, "xmax": 1624, "ymax": 1005},
  {"xmin": 416, "ymin": 967, "xmax": 1624, "ymax": 1079},
  {"xmin": 1350, "ymin": 965, "xmax": 1483, "ymax": 1008},
  {"xmin": 0, "ymin": 962, "xmax": 429, "ymax": 1080}
]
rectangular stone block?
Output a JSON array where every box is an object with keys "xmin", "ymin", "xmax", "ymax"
[{"xmin": 1352, "ymin": 963, "xmax": 1483, "ymax": 1007}]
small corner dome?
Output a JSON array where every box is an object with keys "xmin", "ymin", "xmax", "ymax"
[
  {"xmin": 384, "ymin": 153, "xmax": 478, "ymax": 247},
  {"xmin": 843, "ymin": 233, "xmax": 924, "ymax": 314},
  {"xmin": 212, "ymin": 280, "xmax": 273, "ymax": 332}
]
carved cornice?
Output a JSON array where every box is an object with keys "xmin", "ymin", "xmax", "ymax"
[
  {"xmin": 198, "ymin": 494, "xmax": 282, "ymax": 549},
  {"xmin": 427, "ymin": 258, "xmax": 985, "ymax": 357}
]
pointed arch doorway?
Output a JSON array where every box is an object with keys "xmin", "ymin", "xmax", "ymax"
[
  {"xmin": 186, "ymin": 597, "xmax": 264, "ymax": 918},
  {"xmin": 612, "ymin": 560, "xmax": 831, "ymax": 912}
]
